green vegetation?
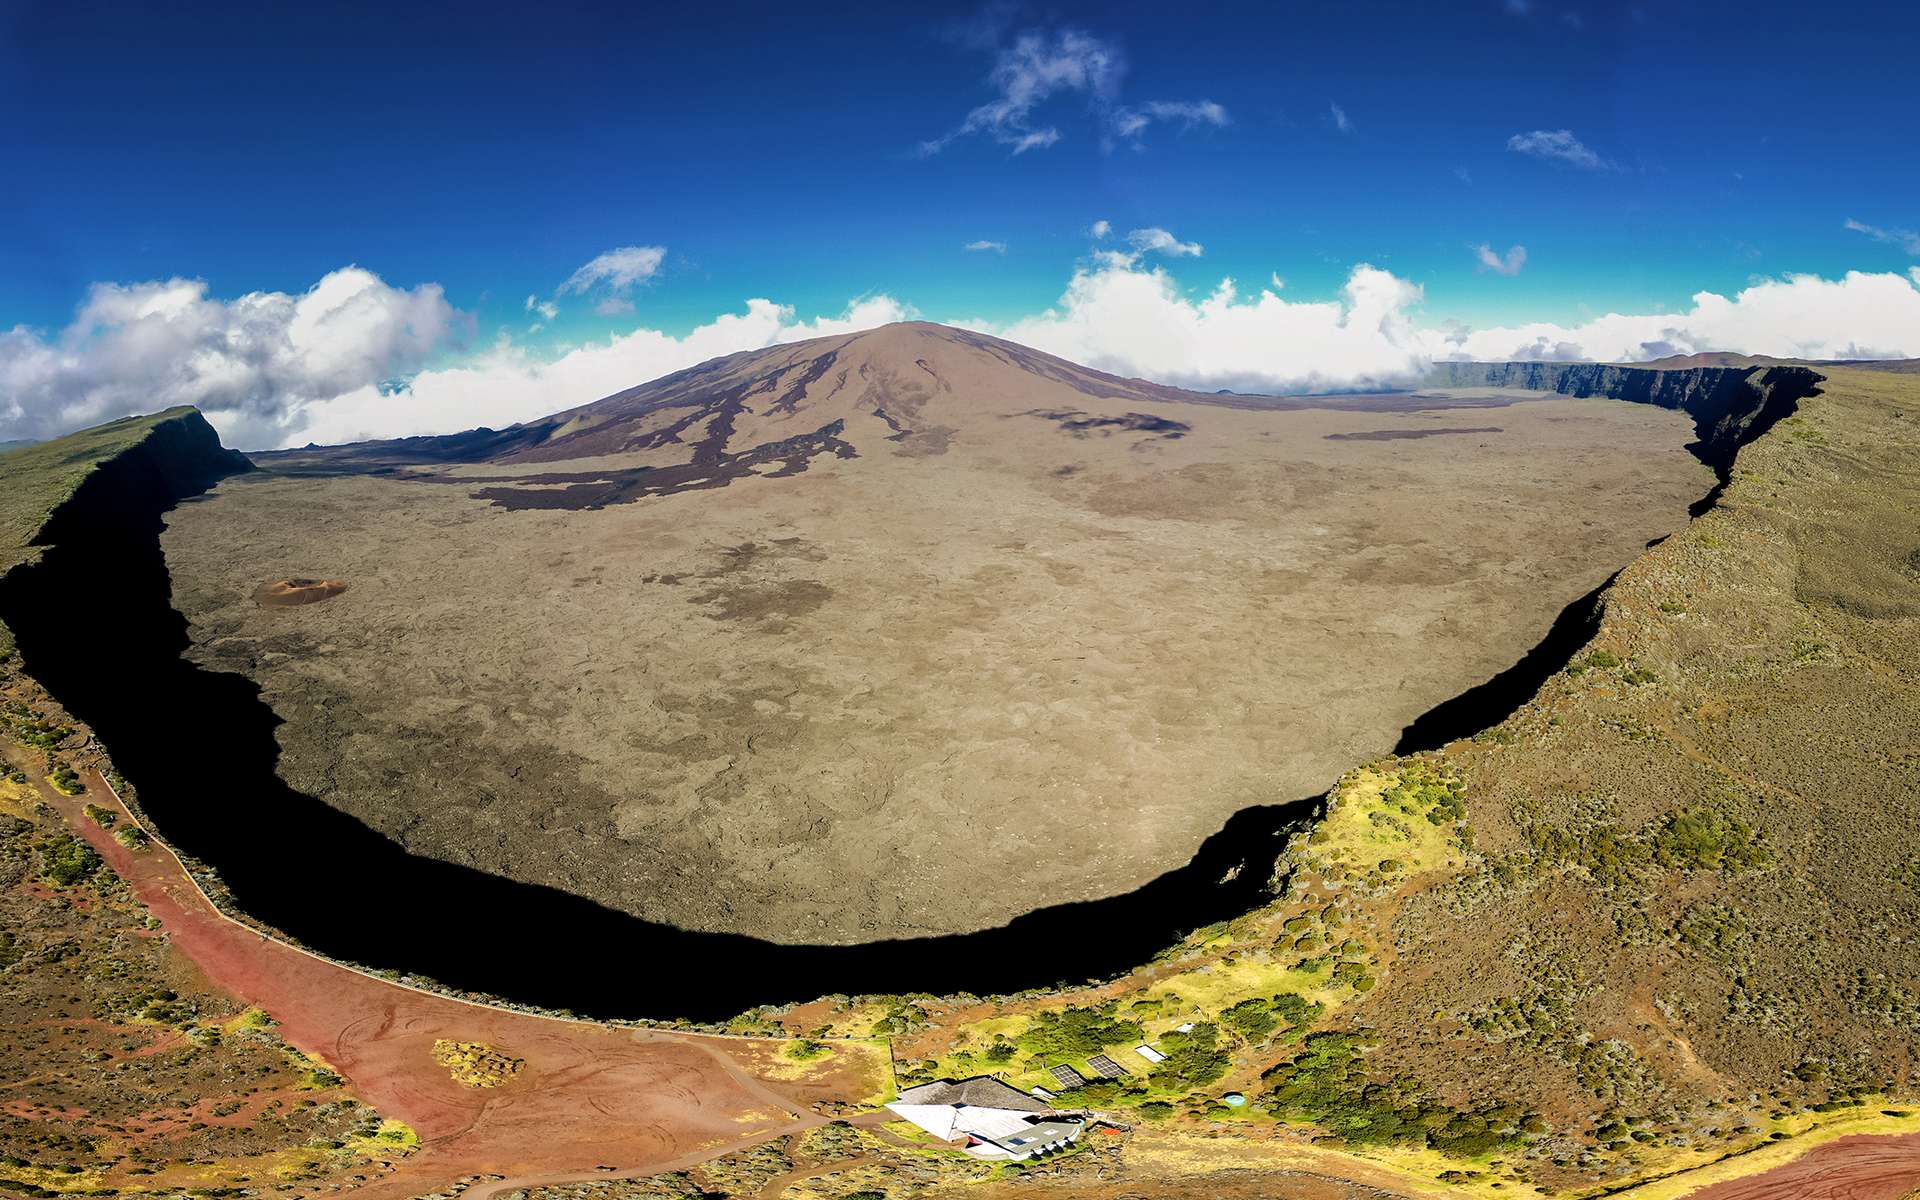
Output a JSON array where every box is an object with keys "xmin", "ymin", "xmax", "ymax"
[
  {"xmin": 1016, "ymin": 1005, "xmax": 1143, "ymax": 1060},
  {"xmin": 1262, "ymin": 1032, "xmax": 1534, "ymax": 1156},
  {"xmin": 1651, "ymin": 808, "xmax": 1769, "ymax": 873},
  {"xmin": 1147, "ymin": 1022, "xmax": 1231, "ymax": 1090},
  {"xmin": 45, "ymin": 761, "xmax": 82, "ymax": 796},
  {"xmin": 112, "ymin": 824, "xmax": 149, "ymax": 851},
  {"xmin": 38, "ymin": 834, "xmax": 101, "ymax": 886},
  {"xmin": 867, "ymin": 998, "xmax": 930, "ymax": 1037},
  {"xmin": 81, "ymin": 803, "xmax": 114, "ymax": 828},
  {"xmin": 786, "ymin": 1038, "xmax": 830, "ymax": 1061}
]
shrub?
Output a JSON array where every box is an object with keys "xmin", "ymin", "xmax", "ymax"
[
  {"xmin": 83, "ymin": 803, "xmax": 115, "ymax": 828},
  {"xmin": 1137, "ymin": 1100, "xmax": 1175, "ymax": 1121},
  {"xmin": 1261, "ymin": 1032, "xmax": 1533, "ymax": 1156},
  {"xmin": 46, "ymin": 762, "xmax": 83, "ymax": 796},
  {"xmin": 39, "ymin": 834, "xmax": 101, "ymax": 886},
  {"xmin": 1651, "ymin": 809, "xmax": 1769, "ymax": 873},
  {"xmin": 1586, "ymin": 649, "xmax": 1621, "ymax": 669},
  {"xmin": 113, "ymin": 825, "xmax": 150, "ymax": 851},
  {"xmin": 1017, "ymin": 1006, "xmax": 1144, "ymax": 1060},
  {"xmin": 1150, "ymin": 1023, "xmax": 1230, "ymax": 1090},
  {"xmin": 1221, "ymin": 999, "xmax": 1279, "ymax": 1041}
]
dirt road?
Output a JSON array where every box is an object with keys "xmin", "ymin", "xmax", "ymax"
[{"xmin": 50, "ymin": 767, "xmax": 859, "ymax": 1198}]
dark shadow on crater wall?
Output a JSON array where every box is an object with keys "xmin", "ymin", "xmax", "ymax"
[{"xmin": 1392, "ymin": 573, "xmax": 1614, "ymax": 755}]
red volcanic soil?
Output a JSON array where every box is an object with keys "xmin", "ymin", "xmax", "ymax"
[
  {"xmin": 47, "ymin": 768, "xmax": 852, "ymax": 1199},
  {"xmin": 254, "ymin": 577, "xmax": 348, "ymax": 606},
  {"xmin": 1686, "ymin": 1132, "xmax": 1920, "ymax": 1200}
]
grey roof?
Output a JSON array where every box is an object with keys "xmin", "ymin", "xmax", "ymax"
[{"xmin": 896, "ymin": 1076, "xmax": 1050, "ymax": 1112}]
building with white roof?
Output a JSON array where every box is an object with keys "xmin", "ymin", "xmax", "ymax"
[{"xmin": 886, "ymin": 1076, "xmax": 1086, "ymax": 1160}]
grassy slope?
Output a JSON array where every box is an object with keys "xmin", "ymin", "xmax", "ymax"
[{"xmin": 774, "ymin": 365, "xmax": 1920, "ymax": 1199}]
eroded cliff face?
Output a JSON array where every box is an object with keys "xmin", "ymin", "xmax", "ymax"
[
  {"xmin": 1426, "ymin": 362, "xmax": 1822, "ymax": 473},
  {"xmin": 28, "ymin": 409, "xmax": 252, "ymax": 551}
]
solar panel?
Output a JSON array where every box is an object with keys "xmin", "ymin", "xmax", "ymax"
[
  {"xmin": 1086, "ymin": 1054, "xmax": 1131, "ymax": 1079},
  {"xmin": 1049, "ymin": 1064, "xmax": 1087, "ymax": 1089}
]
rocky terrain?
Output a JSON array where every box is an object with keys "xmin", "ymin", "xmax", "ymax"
[{"xmin": 156, "ymin": 323, "xmax": 1713, "ymax": 946}]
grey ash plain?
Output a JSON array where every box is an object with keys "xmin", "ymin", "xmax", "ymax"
[{"xmin": 158, "ymin": 324, "xmax": 1715, "ymax": 944}]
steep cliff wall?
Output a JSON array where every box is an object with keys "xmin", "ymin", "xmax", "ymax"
[
  {"xmin": 1426, "ymin": 362, "xmax": 1822, "ymax": 475},
  {"xmin": 0, "ymin": 408, "xmax": 249, "ymax": 651},
  {"xmin": 27, "ymin": 409, "xmax": 252, "ymax": 550}
]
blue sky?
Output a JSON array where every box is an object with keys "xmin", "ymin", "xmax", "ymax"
[{"xmin": 3, "ymin": 0, "xmax": 1919, "ymax": 446}]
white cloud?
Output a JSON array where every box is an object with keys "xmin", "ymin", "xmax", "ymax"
[
  {"xmin": 1329, "ymin": 102, "xmax": 1352, "ymax": 134},
  {"xmin": 0, "ymin": 268, "xmax": 461, "ymax": 449},
  {"xmin": 1090, "ymin": 219, "xmax": 1112, "ymax": 239},
  {"xmin": 964, "ymin": 240, "xmax": 1008, "ymax": 254},
  {"xmin": 1435, "ymin": 270, "xmax": 1920, "ymax": 363},
  {"xmin": 594, "ymin": 297, "xmax": 637, "ymax": 316},
  {"xmin": 1474, "ymin": 243, "xmax": 1528, "ymax": 276},
  {"xmin": 978, "ymin": 258, "xmax": 1920, "ymax": 395},
  {"xmin": 1113, "ymin": 99, "xmax": 1229, "ymax": 144},
  {"xmin": 991, "ymin": 260, "xmax": 1429, "ymax": 394},
  {"xmin": 12, "ymin": 256, "xmax": 1919, "ymax": 455},
  {"xmin": 524, "ymin": 295, "xmax": 558, "ymax": 320},
  {"xmin": 558, "ymin": 245, "xmax": 666, "ymax": 296},
  {"xmin": 1507, "ymin": 128, "xmax": 1614, "ymax": 170},
  {"xmin": 1845, "ymin": 218, "xmax": 1920, "ymax": 255},
  {"xmin": 922, "ymin": 27, "xmax": 1226, "ymax": 155},
  {"xmin": 1126, "ymin": 227, "xmax": 1204, "ymax": 257}
]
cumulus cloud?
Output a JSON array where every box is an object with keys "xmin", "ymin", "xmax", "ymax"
[
  {"xmin": 0, "ymin": 268, "xmax": 462, "ymax": 449},
  {"xmin": 991, "ymin": 259, "xmax": 1429, "ymax": 394},
  {"xmin": 977, "ymin": 258, "xmax": 1920, "ymax": 395},
  {"xmin": 1435, "ymin": 270, "xmax": 1920, "ymax": 363},
  {"xmin": 964, "ymin": 239, "xmax": 1008, "ymax": 253},
  {"xmin": 1090, "ymin": 219, "xmax": 1112, "ymax": 239},
  {"xmin": 1474, "ymin": 243, "xmax": 1528, "ymax": 276},
  {"xmin": 558, "ymin": 245, "xmax": 666, "ymax": 296},
  {"xmin": 0, "ymin": 267, "xmax": 913, "ymax": 449},
  {"xmin": 1126, "ymin": 227, "xmax": 1203, "ymax": 257},
  {"xmin": 13, "ymin": 255, "xmax": 1920, "ymax": 454},
  {"xmin": 1507, "ymin": 128, "xmax": 1613, "ymax": 170},
  {"xmin": 524, "ymin": 295, "xmax": 559, "ymax": 320},
  {"xmin": 922, "ymin": 27, "xmax": 1225, "ymax": 155},
  {"xmin": 1845, "ymin": 218, "xmax": 1920, "ymax": 255}
]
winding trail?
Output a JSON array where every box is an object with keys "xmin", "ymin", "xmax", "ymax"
[{"xmin": 43, "ymin": 765, "xmax": 856, "ymax": 1199}]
